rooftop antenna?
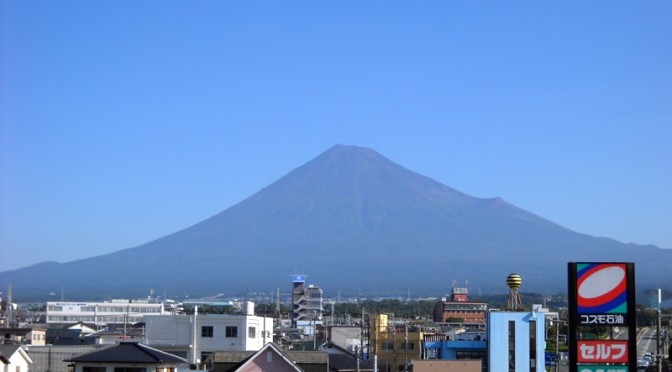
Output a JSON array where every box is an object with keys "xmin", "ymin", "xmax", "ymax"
[{"xmin": 505, "ymin": 274, "xmax": 524, "ymax": 311}]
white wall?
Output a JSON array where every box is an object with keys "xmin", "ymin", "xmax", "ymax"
[{"xmin": 144, "ymin": 314, "xmax": 273, "ymax": 363}]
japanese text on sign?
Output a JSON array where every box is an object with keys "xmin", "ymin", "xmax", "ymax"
[
  {"xmin": 577, "ymin": 340, "xmax": 628, "ymax": 363},
  {"xmin": 580, "ymin": 314, "xmax": 625, "ymax": 325}
]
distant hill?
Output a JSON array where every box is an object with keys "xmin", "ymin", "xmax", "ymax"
[{"xmin": 2, "ymin": 144, "xmax": 671, "ymax": 301}]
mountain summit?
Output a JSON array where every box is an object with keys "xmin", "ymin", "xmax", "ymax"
[{"xmin": 2, "ymin": 145, "xmax": 671, "ymax": 300}]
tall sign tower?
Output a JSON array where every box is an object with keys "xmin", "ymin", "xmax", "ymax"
[{"xmin": 567, "ymin": 262, "xmax": 636, "ymax": 372}]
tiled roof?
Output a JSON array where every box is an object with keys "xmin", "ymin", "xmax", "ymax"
[
  {"xmin": 0, "ymin": 345, "xmax": 22, "ymax": 358},
  {"xmin": 286, "ymin": 351, "xmax": 328, "ymax": 364},
  {"xmin": 64, "ymin": 342, "xmax": 188, "ymax": 364}
]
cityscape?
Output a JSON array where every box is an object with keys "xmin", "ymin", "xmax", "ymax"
[
  {"xmin": 0, "ymin": 267, "xmax": 670, "ymax": 372},
  {"xmin": 3, "ymin": 1, "xmax": 671, "ymax": 372}
]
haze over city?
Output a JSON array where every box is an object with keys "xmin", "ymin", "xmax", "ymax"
[{"xmin": 1, "ymin": 2, "xmax": 671, "ymax": 273}]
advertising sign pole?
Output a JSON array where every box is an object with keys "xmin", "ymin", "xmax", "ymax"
[{"xmin": 567, "ymin": 262, "xmax": 636, "ymax": 372}]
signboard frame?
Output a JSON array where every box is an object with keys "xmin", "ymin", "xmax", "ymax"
[{"xmin": 567, "ymin": 262, "xmax": 636, "ymax": 372}]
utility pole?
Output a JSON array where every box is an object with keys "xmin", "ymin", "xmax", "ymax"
[{"xmin": 657, "ymin": 289, "xmax": 662, "ymax": 372}]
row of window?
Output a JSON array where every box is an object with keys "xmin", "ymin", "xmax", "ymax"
[
  {"xmin": 48, "ymin": 305, "xmax": 162, "ymax": 313},
  {"xmin": 380, "ymin": 342, "xmax": 415, "ymax": 350},
  {"xmin": 201, "ymin": 326, "xmax": 255, "ymax": 338},
  {"xmin": 47, "ymin": 315, "xmax": 144, "ymax": 323}
]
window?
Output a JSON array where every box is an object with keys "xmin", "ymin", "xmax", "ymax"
[
  {"xmin": 114, "ymin": 368, "xmax": 146, "ymax": 372},
  {"xmin": 529, "ymin": 320, "xmax": 536, "ymax": 372},
  {"xmin": 201, "ymin": 326, "xmax": 213, "ymax": 337},
  {"xmin": 226, "ymin": 326, "xmax": 238, "ymax": 338},
  {"xmin": 508, "ymin": 320, "xmax": 515, "ymax": 372},
  {"xmin": 401, "ymin": 342, "xmax": 414, "ymax": 350},
  {"xmin": 382, "ymin": 342, "xmax": 394, "ymax": 350},
  {"xmin": 249, "ymin": 326, "xmax": 256, "ymax": 338},
  {"xmin": 201, "ymin": 352, "xmax": 214, "ymax": 366},
  {"xmin": 83, "ymin": 368, "xmax": 106, "ymax": 372}
]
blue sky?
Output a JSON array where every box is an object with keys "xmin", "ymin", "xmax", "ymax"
[{"xmin": 1, "ymin": 2, "xmax": 670, "ymax": 272}]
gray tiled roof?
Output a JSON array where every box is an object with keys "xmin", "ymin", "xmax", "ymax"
[
  {"xmin": 64, "ymin": 342, "xmax": 187, "ymax": 364},
  {"xmin": 0, "ymin": 345, "xmax": 22, "ymax": 358}
]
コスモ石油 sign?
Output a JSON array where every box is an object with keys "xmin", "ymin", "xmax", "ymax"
[
  {"xmin": 577, "ymin": 263, "xmax": 628, "ymax": 324},
  {"xmin": 568, "ymin": 262, "xmax": 636, "ymax": 372}
]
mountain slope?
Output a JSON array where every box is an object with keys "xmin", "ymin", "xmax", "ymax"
[{"xmin": 2, "ymin": 145, "xmax": 671, "ymax": 301}]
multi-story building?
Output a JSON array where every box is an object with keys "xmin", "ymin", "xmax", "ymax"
[
  {"xmin": 433, "ymin": 287, "xmax": 487, "ymax": 324},
  {"xmin": 487, "ymin": 310, "xmax": 546, "ymax": 372},
  {"xmin": 46, "ymin": 300, "xmax": 166, "ymax": 325},
  {"xmin": 291, "ymin": 275, "xmax": 323, "ymax": 330},
  {"xmin": 143, "ymin": 302, "xmax": 273, "ymax": 366},
  {"xmin": 366, "ymin": 314, "xmax": 424, "ymax": 372}
]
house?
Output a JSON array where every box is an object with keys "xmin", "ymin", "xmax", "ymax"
[
  {"xmin": 24, "ymin": 345, "xmax": 97, "ymax": 372},
  {"xmin": 63, "ymin": 341, "xmax": 188, "ymax": 372},
  {"xmin": 46, "ymin": 328, "xmax": 93, "ymax": 345},
  {"xmin": 0, "ymin": 328, "xmax": 47, "ymax": 346},
  {"xmin": 321, "ymin": 342, "xmax": 373, "ymax": 371},
  {"xmin": 0, "ymin": 353, "xmax": 9, "ymax": 368},
  {"xmin": 211, "ymin": 342, "xmax": 329, "ymax": 372},
  {"xmin": 0, "ymin": 344, "xmax": 33, "ymax": 372},
  {"xmin": 144, "ymin": 304, "xmax": 272, "ymax": 364}
]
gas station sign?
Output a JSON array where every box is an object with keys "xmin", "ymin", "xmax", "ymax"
[{"xmin": 568, "ymin": 262, "xmax": 636, "ymax": 372}]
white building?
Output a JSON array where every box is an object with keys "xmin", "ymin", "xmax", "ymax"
[
  {"xmin": 143, "ymin": 303, "xmax": 273, "ymax": 365},
  {"xmin": 46, "ymin": 300, "xmax": 166, "ymax": 325}
]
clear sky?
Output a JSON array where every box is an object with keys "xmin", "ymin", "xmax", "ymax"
[{"xmin": 1, "ymin": 2, "xmax": 670, "ymax": 272}]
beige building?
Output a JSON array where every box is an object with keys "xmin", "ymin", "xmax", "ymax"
[
  {"xmin": 1, "ymin": 328, "xmax": 46, "ymax": 346},
  {"xmin": 367, "ymin": 314, "xmax": 423, "ymax": 372}
]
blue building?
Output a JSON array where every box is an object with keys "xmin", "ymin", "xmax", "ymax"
[{"xmin": 487, "ymin": 311, "xmax": 546, "ymax": 372}]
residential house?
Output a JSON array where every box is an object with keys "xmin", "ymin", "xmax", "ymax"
[
  {"xmin": 210, "ymin": 342, "xmax": 328, "ymax": 372},
  {"xmin": 63, "ymin": 341, "xmax": 188, "ymax": 372},
  {"xmin": 0, "ymin": 344, "xmax": 33, "ymax": 372},
  {"xmin": 1, "ymin": 328, "xmax": 46, "ymax": 346},
  {"xmin": 25, "ymin": 345, "xmax": 97, "ymax": 372},
  {"xmin": 321, "ymin": 342, "xmax": 373, "ymax": 372},
  {"xmin": 144, "ymin": 304, "xmax": 272, "ymax": 365}
]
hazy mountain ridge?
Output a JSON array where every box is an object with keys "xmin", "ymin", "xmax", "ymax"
[{"xmin": 2, "ymin": 144, "xmax": 671, "ymax": 301}]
